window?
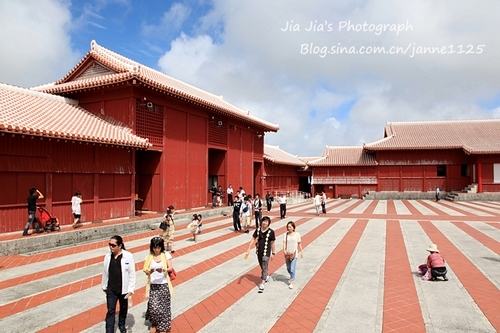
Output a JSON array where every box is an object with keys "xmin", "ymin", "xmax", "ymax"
[
  {"xmin": 461, "ymin": 164, "xmax": 470, "ymax": 177},
  {"xmin": 437, "ymin": 165, "xmax": 446, "ymax": 177}
]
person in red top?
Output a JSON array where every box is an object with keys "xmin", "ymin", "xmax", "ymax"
[{"xmin": 426, "ymin": 244, "xmax": 448, "ymax": 281}]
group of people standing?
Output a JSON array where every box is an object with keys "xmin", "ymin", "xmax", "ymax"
[
  {"xmin": 313, "ymin": 191, "xmax": 327, "ymax": 215},
  {"xmin": 231, "ymin": 191, "xmax": 281, "ymax": 233}
]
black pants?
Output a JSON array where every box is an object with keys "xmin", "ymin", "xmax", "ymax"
[
  {"xmin": 431, "ymin": 267, "xmax": 447, "ymax": 279},
  {"xmin": 233, "ymin": 214, "xmax": 241, "ymax": 231},
  {"xmin": 105, "ymin": 290, "xmax": 128, "ymax": 333},
  {"xmin": 267, "ymin": 202, "xmax": 272, "ymax": 212},
  {"xmin": 321, "ymin": 202, "xmax": 326, "ymax": 214},
  {"xmin": 254, "ymin": 210, "xmax": 262, "ymax": 229},
  {"xmin": 228, "ymin": 193, "xmax": 233, "ymax": 206},
  {"xmin": 280, "ymin": 204, "xmax": 286, "ymax": 218}
]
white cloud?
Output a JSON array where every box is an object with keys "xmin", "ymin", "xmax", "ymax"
[
  {"xmin": 142, "ymin": 3, "xmax": 191, "ymax": 38},
  {"xmin": 156, "ymin": 0, "xmax": 500, "ymax": 156},
  {"xmin": 0, "ymin": 0, "xmax": 79, "ymax": 87}
]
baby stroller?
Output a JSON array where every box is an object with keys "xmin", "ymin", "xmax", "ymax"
[{"xmin": 37, "ymin": 207, "xmax": 61, "ymax": 232}]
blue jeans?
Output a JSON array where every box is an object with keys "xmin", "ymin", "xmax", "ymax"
[
  {"xmin": 23, "ymin": 211, "xmax": 41, "ymax": 233},
  {"xmin": 286, "ymin": 257, "xmax": 297, "ymax": 281},
  {"xmin": 105, "ymin": 290, "xmax": 128, "ymax": 333}
]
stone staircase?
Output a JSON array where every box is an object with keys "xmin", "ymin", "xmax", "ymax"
[{"xmin": 444, "ymin": 183, "xmax": 477, "ymax": 201}]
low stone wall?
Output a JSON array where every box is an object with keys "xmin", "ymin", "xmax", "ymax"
[
  {"xmin": 0, "ymin": 207, "xmax": 232, "ymax": 257},
  {"xmin": 449, "ymin": 192, "xmax": 500, "ymax": 201},
  {"xmin": 363, "ymin": 191, "xmax": 500, "ymax": 201}
]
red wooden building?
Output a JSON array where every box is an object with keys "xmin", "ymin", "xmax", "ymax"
[
  {"xmin": 309, "ymin": 120, "xmax": 500, "ymax": 198},
  {"xmin": 0, "ymin": 40, "xmax": 278, "ymax": 233},
  {"xmin": 0, "ymin": 83, "xmax": 150, "ymax": 233}
]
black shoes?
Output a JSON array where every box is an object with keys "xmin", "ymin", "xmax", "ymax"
[{"xmin": 22, "ymin": 232, "xmax": 29, "ymax": 236}]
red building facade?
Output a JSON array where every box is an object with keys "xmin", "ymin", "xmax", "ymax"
[{"xmin": 0, "ymin": 41, "xmax": 278, "ymax": 233}]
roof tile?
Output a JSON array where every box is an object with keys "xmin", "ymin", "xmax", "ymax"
[
  {"xmin": 264, "ymin": 144, "xmax": 307, "ymax": 166},
  {"xmin": 364, "ymin": 119, "xmax": 500, "ymax": 154},
  {"xmin": 34, "ymin": 40, "xmax": 279, "ymax": 132},
  {"xmin": 0, "ymin": 83, "xmax": 150, "ymax": 148}
]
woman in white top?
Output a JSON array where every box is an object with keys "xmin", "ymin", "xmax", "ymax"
[
  {"xmin": 314, "ymin": 193, "xmax": 322, "ymax": 216},
  {"xmin": 71, "ymin": 191, "xmax": 83, "ymax": 228},
  {"xmin": 143, "ymin": 237, "xmax": 174, "ymax": 333},
  {"xmin": 283, "ymin": 221, "xmax": 304, "ymax": 289}
]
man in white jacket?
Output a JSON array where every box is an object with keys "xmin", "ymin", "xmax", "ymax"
[{"xmin": 102, "ymin": 235, "xmax": 136, "ymax": 333}]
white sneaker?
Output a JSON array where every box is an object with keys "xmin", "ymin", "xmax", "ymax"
[
  {"xmin": 258, "ymin": 284, "xmax": 265, "ymax": 293},
  {"xmin": 265, "ymin": 275, "xmax": 270, "ymax": 283},
  {"xmin": 288, "ymin": 283, "xmax": 294, "ymax": 290}
]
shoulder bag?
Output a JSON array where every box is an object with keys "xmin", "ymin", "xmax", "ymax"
[{"xmin": 284, "ymin": 233, "xmax": 296, "ymax": 260}]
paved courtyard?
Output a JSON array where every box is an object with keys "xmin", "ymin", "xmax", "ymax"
[{"xmin": 1, "ymin": 199, "xmax": 500, "ymax": 332}]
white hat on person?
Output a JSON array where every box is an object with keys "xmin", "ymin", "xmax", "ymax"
[{"xmin": 426, "ymin": 244, "xmax": 439, "ymax": 253}]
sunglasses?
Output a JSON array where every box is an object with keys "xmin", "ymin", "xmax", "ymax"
[{"xmin": 108, "ymin": 243, "xmax": 118, "ymax": 248}]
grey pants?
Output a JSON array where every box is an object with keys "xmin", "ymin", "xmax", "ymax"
[{"xmin": 257, "ymin": 255, "xmax": 270, "ymax": 281}]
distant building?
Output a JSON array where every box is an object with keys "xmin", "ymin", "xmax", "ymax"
[
  {"xmin": 263, "ymin": 144, "xmax": 310, "ymax": 195},
  {"xmin": 309, "ymin": 120, "xmax": 500, "ymax": 198}
]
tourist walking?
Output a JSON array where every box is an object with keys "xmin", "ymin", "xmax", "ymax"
[
  {"xmin": 187, "ymin": 214, "xmax": 201, "ymax": 242},
  {"xmin": 321, "ymin": 191, "xmax": 327, "ymax": 214},
  {"xmin": 71, "ymin": 190, "xmax": 83, "ymax": 228},
  {"xmin": 232, "ymin": 195, "xmax": 242, "ymax": 232},
  {"xmin": 265, "ymin": 191, "xmax": 274, "ymax": 212},
  {"xmin": 253, "ymin": 194, "xmax": 263, "ymax": 229},
  {"xmin": 283, "ymin": 221, "xmax": 304, "ymax": 289},
  {"xmin": 241, "ymin": 196, "xmax": 252, "ymax": 233},
  {"xmin": 22, "ymin": 188, "xmax": 44, "ymax": 236},
  {"xmin": 314, "ymin": 193, "xmax": 322, "ymax": 215},
  {"xmin": 278, "ymin": 194, "xmax": 287, "ymax": 219},
  {"xmin": 435, "ymin": 186, "xmax": 440, "ymax": 202},
  {"xmin": 143, "ymin": 237, "xmax": 174, "ymax": 333},
  {"xmin": 245, "ymin": 216, "xmax": 276, "ymax": 293},
  {"xmin": 161, "ymin": 205, "xmax": 176, "ymax": 253},
  {"xmin": 102, "ymin": 235, "xmax": 136, "ymax": 333}
]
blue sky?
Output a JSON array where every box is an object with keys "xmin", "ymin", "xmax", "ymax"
[{"xmin": 1, "ymin": 0, "xmax": 499, "ymax": 156}]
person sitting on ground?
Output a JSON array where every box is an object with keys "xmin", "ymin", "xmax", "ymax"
[{"xmin": 426, "ymin": 243, "xmax": 448, "ymax": 281}]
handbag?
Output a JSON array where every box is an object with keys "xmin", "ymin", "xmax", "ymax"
[
  {"xmin": 168, "ymin": 268, "xmax": 177, "ymax": 281},
  {"xmin": 159, "ymin": 221, "xmax": 168, "ymax": 230},
  {"xmin": 284, "ymin": 234, "xmax": 296, "ymax": 260}
]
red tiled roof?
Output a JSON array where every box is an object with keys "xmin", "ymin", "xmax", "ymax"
[
  {"xmin": 35, "ymin": 40, "xmax": 279, "ymax": 132},
  {"xmin": 308, "ymin": 146, "xmax": 378, "ymax": 166},
  {"xmin": 0, "ymin": 83, "xmax": 150, "ymax": 148},
  {"xmin": 364, "ymin": 119, "xmax": 500, "ymax": 154},
  {"xmin": 264, "ymin": 145, "xmax": 307, "ymax": 166}
]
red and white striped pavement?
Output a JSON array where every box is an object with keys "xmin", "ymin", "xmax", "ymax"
[{"xmin": 1, "ymin": 199, "xmax": 500, "ymax": 333}]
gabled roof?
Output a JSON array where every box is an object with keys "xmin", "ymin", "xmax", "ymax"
[
  {"xmin": 264, "ymin": 144, "xmax": 307, "ymax": 166},
  {"xmin": 34, "ymin": 40, "xmax": 279, "ymax": 132},
  {"xmin": 364, "ymin": 119, "xmax": 500, "ymax": 154},
  {"xmin": 308, "ymin": 146, "xmax": 378, "ymax": 166},
  {"xmin": 0, "ymin": 83, "xmax": 150, "ymax": 148}
]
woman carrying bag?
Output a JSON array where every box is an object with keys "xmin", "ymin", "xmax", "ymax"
[
  {"xmin": 143, "ymin": 237, "xmax": 175, "ymax": 333},
  {"xmin": 283, "ymin": 221, "xmax": 304, "ymax": 289}
]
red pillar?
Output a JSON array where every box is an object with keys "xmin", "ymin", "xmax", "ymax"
[{"xmin": 477, "ymin": 163, "xmax": 483, "ymax": 192}]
